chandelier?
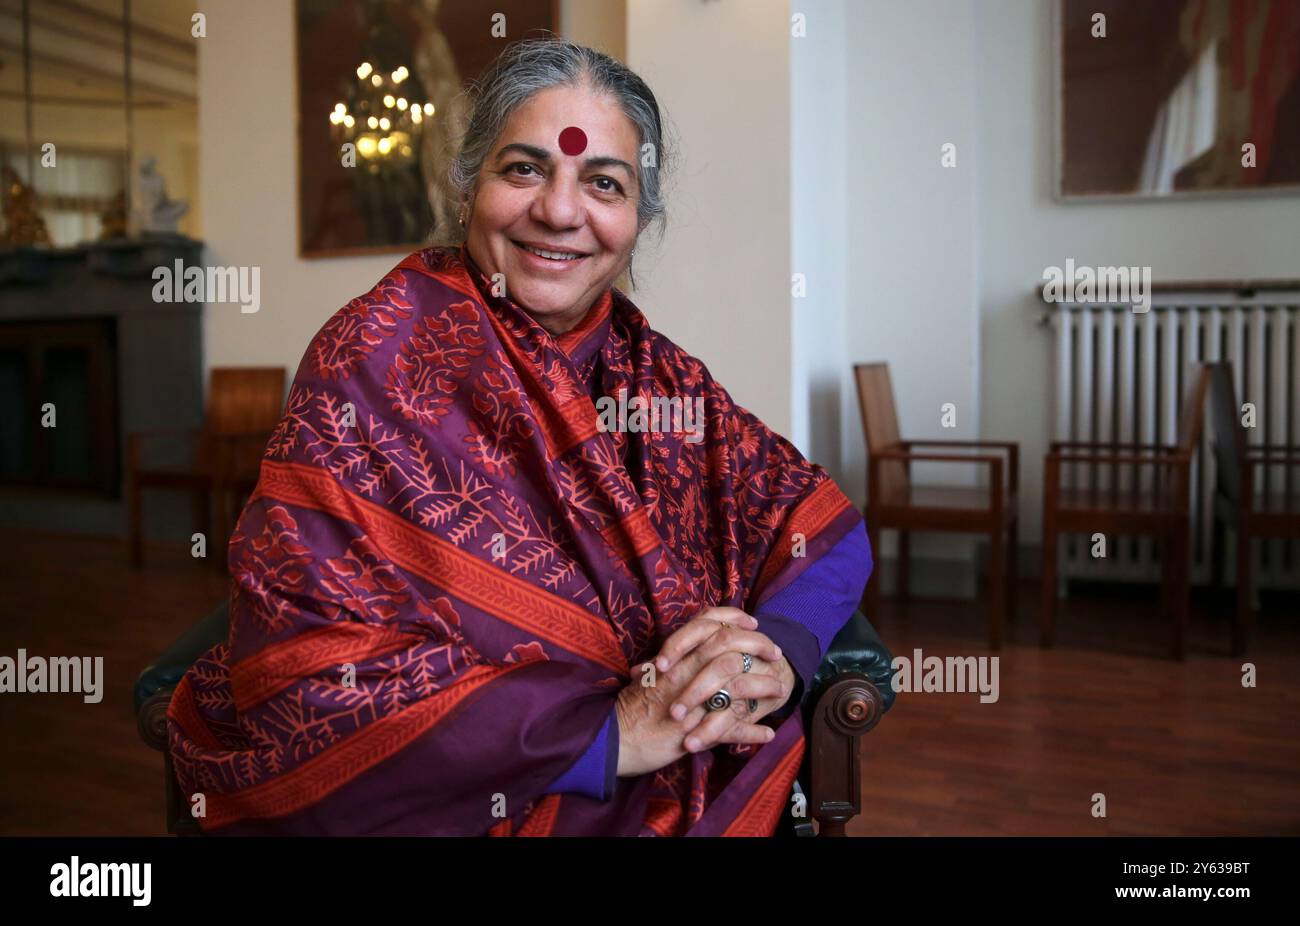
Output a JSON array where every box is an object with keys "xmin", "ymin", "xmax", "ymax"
[{"xmin": 329, "ymin": 61, "xmax": 433, "ymax": 171}]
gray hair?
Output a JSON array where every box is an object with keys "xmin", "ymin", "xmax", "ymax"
[{"xmin": 448, "ymin": 38, "xmax": 672, "ymax": 287}]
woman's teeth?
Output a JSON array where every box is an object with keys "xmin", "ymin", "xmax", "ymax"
[{"xmin": 519, "ymin": 243, "xmax": 583, "ymax": 261}]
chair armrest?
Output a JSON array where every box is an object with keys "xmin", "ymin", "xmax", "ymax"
[
  {"xmin": 1048, "ymin": 452, "xmax": 1191, "ymax": 466},
  {"xmin": 799, "ymin": 612, "xmax": 894, "ymax": 836},
  {"xmin": 134, "ymin": 598, "xmax": 230, "ymax": 750},
  {"xmin": 1049, "ymin": 440, "xmax": 1177, "ymax": 452},
  {"xmin": 899, "ymin": 440, "xmax": 1019, "ymax": 492},
  {"xmin": 902, "ymin": 440, "xmax": 1017, "ymax": 450},
  {"xmin": 874, "ymin": 449, "xmax": 1000, "ymax": 466},
  {"xmin": 809, "ymin": 611, "xmax": 896, "ymax": 714},
  {"xmin": 872, "ymin": 449, "xmax": 1005, "ymax": 478},
  {"xmin": 869, "ymin": 451, "xmax": 1007, "ymax": 511}
]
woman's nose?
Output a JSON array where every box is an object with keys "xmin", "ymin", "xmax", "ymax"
[{"xmin": 530, "ymin": 173, "xmax": 585, "ymax": 229}]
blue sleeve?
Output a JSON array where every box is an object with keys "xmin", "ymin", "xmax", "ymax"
[
  {"xmin": 544, "ymin": 704, "xmax": 619, "ymax": 801},
  {"xmin": 755, "ymin": 520, "xmax": 873, "ymax": 717}
]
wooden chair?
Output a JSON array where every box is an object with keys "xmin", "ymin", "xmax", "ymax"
[
  {"xmin": 1206, "ymin": 362, "xmax": 1300, "ymax": 656},
  {"xmin": 854, "ymin": 362, "xmax": 1019, "ymax": 650},
  {"xmin": 1040, "ymin": 364, "xmax": 1213, "ymax": 660},
  {"xmin": 127, "ymin": 367, "xmax": 285, "ymax": 567}
]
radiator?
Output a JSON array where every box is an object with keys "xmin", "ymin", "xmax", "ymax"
[{"xmin": 1047, "ymin": 291, "xmax": 1300, "ymax": 590}]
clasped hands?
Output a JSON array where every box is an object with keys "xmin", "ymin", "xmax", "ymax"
[{"xmin": 614, "ymin": 607, "xmax": 796, "ymax": 778}]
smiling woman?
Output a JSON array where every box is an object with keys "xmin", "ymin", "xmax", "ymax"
[{"xmin": 166, "ymin": 38, "xmax": 872, "ymax": 837}]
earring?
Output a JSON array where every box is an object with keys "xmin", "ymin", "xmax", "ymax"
[{"xmin": 457, "ymin": 207, "xmax": 467, "ymax": 227}]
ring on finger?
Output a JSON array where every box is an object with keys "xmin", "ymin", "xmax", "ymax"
[{"xmin": 740, "ymin": 653, "xmax": 755, "ymax": 711}]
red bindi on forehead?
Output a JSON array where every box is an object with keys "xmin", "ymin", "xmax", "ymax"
[{"xmin": 558, "ymin": 126, "xmax": 588, "ymax": 156}]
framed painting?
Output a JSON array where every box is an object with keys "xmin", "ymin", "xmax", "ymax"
[
  {"xmin": 1055, "ymin": 0, "xmax": 1300, "ymax": 200},
  {"xmin": 296, "ymin": 0, "xmax": 560, "ymax": 258}
]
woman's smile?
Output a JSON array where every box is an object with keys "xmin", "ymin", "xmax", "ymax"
[{"xmin": 511, "ymin": 239, "xmax": 592, "ymax": 269}]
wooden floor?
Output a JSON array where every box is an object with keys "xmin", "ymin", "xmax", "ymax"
[
  {"xmin": 0, "ymin": 529, "xmax": 1296, "ymax": 836},
  {"xmin": 0, "ymin": 531, "xmax": 229, "ymax": 836},
  {"xmin": 853, "ymin": 578, "xmax": 1300, "ymax": 835}
]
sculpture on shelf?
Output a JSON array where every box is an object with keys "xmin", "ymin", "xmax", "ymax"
[
  {"xmin": 0, "ymin": 165, "xmax": 51, "ymax": 246},
  {"xmin": 99, "ymin": 191, "xmax": 128, "ymax": 240},
  {"xmin": 132, "ymin": 157, "xmax": 188, "ymax": 235}
]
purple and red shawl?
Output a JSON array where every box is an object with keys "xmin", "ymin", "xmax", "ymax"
[{"xmin": 167, "ymin": 244, "xmax": 863, "ymax": 836}]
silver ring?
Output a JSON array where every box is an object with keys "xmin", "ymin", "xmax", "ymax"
[
  {"xmin": 707, "ymin": 689, "xmax": 732, "ymax": 711},
  {"xmin": 741, "ymin": 652, "xmax": 753, "ymax": 673}
]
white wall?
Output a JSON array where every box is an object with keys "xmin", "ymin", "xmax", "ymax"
[
  {"xmin": 976, "ymin": 0, "xmax": 1300, "ymax": 547},
  {"xmin": 626, "ymin": 0, "xmax": 793, "ymax": 436},
  {"xmin": 833, "ymin": 0, "xmax": 983, "ymax": 582},
  {"xmin": 561, "ymin": 0, "xmax": 626, "ymax": 54},
  {"xmin": 791, "ymin": 0, "xmax": 848, "ymax": 471}
]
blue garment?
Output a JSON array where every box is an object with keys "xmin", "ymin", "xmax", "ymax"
[
  {"xmin": 546, "ymin": 519, "xmax": 872, "ymax": 800},
  {"xmin": 546, "ymin": 708, "xmax": 619, "ymax": 800}
]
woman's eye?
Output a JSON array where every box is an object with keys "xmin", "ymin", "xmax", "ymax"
[
  {"xmin": 508, "ymin": 163, "xmax": 538, "ymax": 178},
  {"xmin": 593, "ymin": 177, "xmax": 623, "ymax": 195}
]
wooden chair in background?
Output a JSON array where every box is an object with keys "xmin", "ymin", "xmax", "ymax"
[
  {"xmin": 1207, "ymin": 362, "xmax": 1300, "ymax": 656},
  {"xmin": 854, "ymin": 362, "xmax": 1020, "ymax": 650},
  {"xmin": 127, "ymin": 367, "xmax": 285, "ymax": 568},
  {"xmin": 1040, "ymin": 364, "xmax": 1213, "ymax": 660}
]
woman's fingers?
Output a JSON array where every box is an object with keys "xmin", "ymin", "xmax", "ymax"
[
  {"xmin": 689, "ymin": 624, "xmax": 783, "ymax": 669},
  {"xmin": 682, "ymin": 706, "xmax": 774, "ymax": 753},
  {"xmin": 669, "ymin": 652, "xmax": 784, "ymax": 721},
  {"xmin": 653, "ymin": 607, "xmax": 757, "ymax": 673},
  {"xmin": 628, "ymin": 607, "xmax": 797, "ymax": 766},
  {"xmin": 711, "ymin": 721, "xmax": 778, "ymax": 748}
]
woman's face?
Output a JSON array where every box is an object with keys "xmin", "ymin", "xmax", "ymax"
[{"xmin": 464, "ymin": 82, "xmax": 643, "ymax": 335}]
